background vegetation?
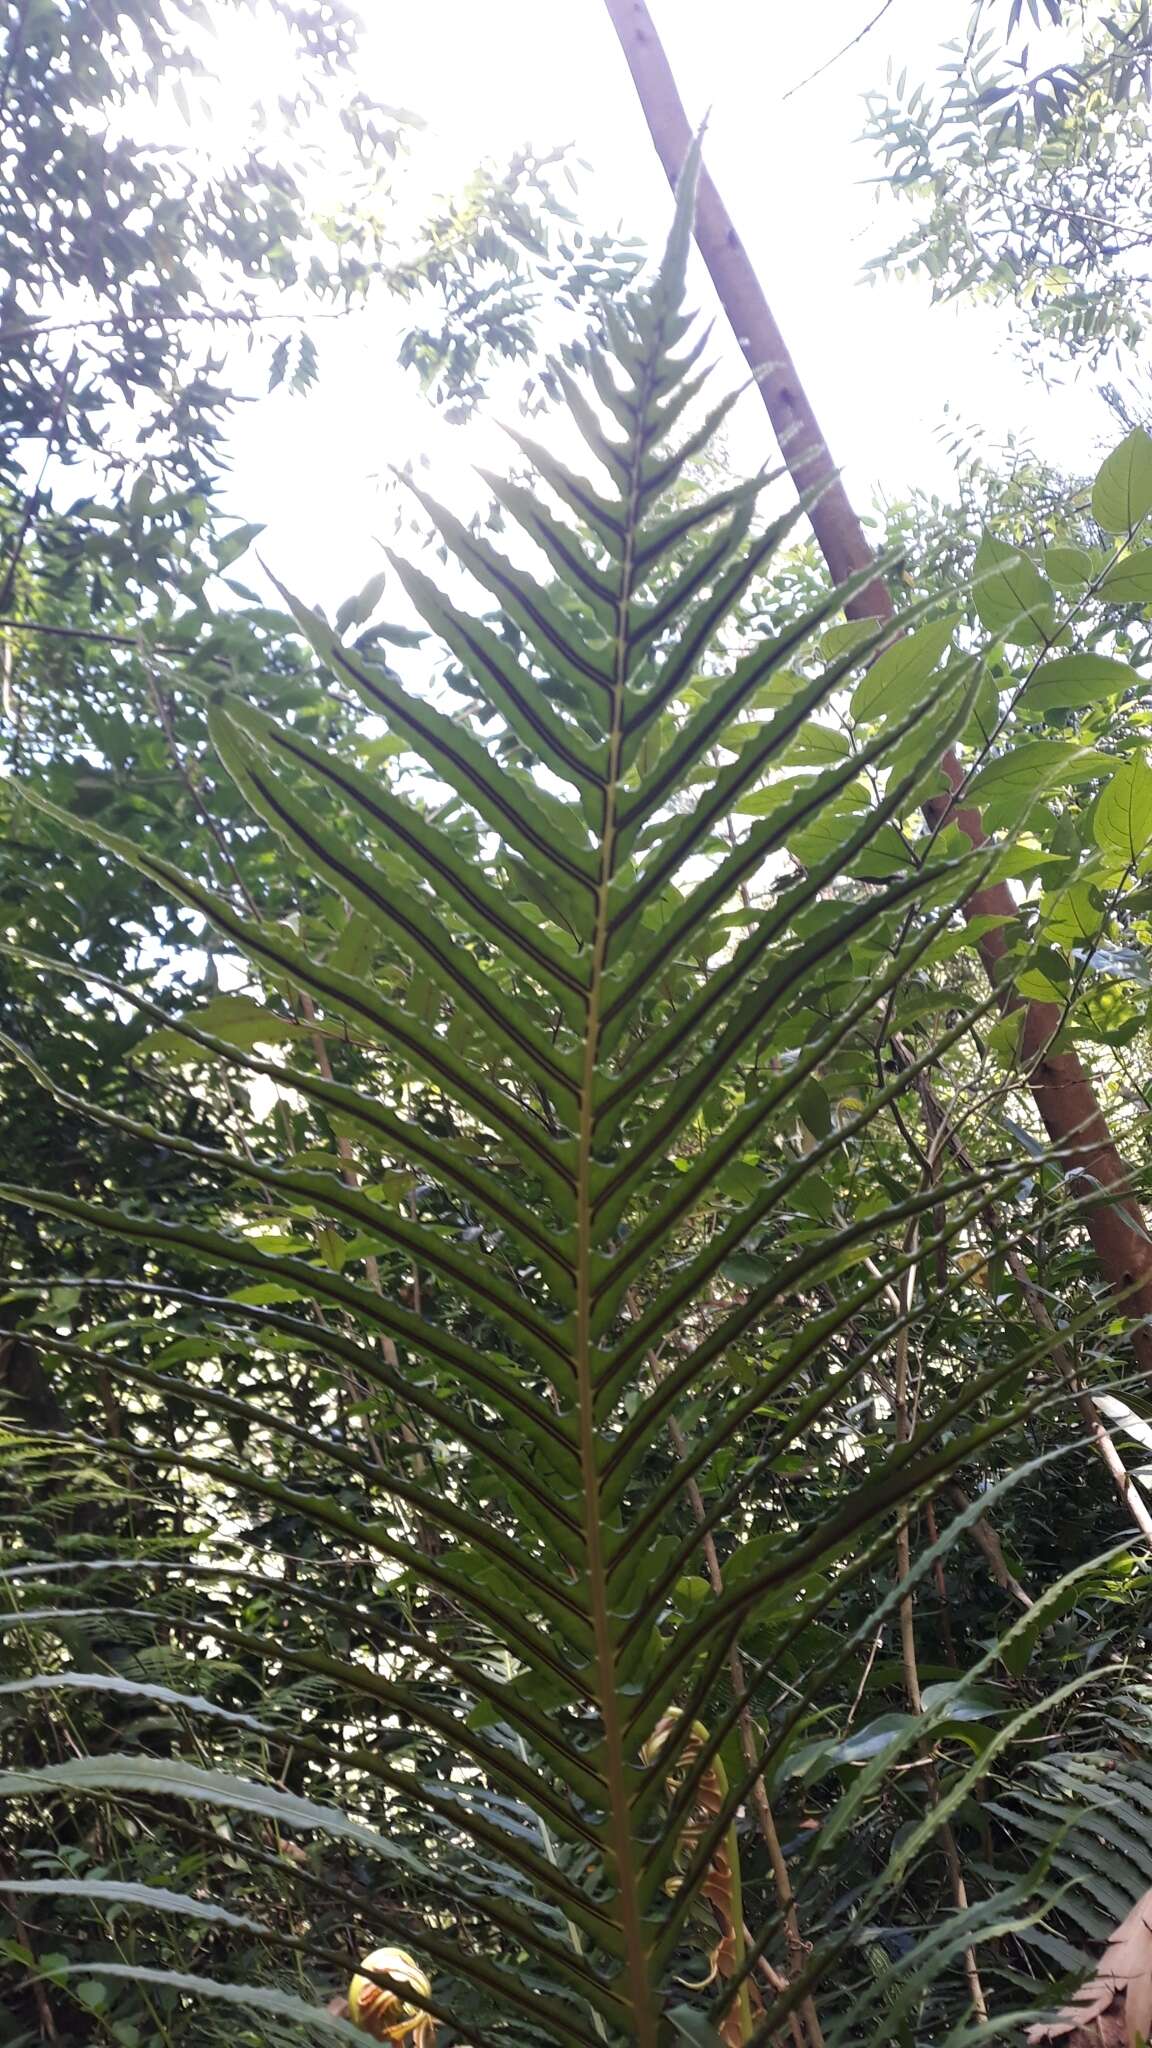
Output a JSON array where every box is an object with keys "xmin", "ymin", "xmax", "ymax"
[{"xmin": 5, "ymin": 3, "xmax": 1152, "ymax": 2043}]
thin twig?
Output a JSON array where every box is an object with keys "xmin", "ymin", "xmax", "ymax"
[
  {"xmin": 634, "ymin": 1284, "xmax": 823, "ymax": 2048},
  {"xmin": 781, "ymin": 0, "xmax": 898, "ymax": 101},
  {"xmin": 0, "ymin": 303, "xmax": 359, "ymax": 349},
  {"xmin": 844, "ymin": 1628, "xmax": 885, "ymax": 1731},
  {"xmin": 1005, "ymin": 1239, "xmax": 1152, "ymax": 1544},
  {"xmin": 2, "ymin": 618, "xmax": 182, "ymax": 650},
  {"xmin": 923, "ymin": 1497, "xmax": 959, "ymax": 1664},
  {"xmin": 627, "ymin": 1284, "xmax": 815, "ymax": 2045},
  {"xmin": 858, "ymin": 1246, "xmax": 1027, "ymax": 1608}
]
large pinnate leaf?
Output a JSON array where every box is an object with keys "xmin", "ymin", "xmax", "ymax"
[{"xmin": 0, "ymin": 155, "xmax": 1049, "ymax": 2044}]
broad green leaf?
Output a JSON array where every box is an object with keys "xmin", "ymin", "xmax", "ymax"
[
  {"xmin": 821, "ymin": 619, "xmax": 876, "ymax": 659},
  {"xmin": 1101, "ymin": 547, "xmax": 1152, "ymax": 603},
  {"xmin": 1045, "ymin": 543, "xmax": 1094, "ymax": 588},
  {"xmin": 784, "ymin": 1712, "xmax": 918, "ymax": 1780},
  {"xmin": 851, "ymin": 614, "xmax": 957, "ymax": 723},
  {"xmin": 972, "ymin": 534, "xmax": 1057, "ymax": 646},
  {"xmin": 987, "ymin": 1008, "xmax": 1027, "ymax": 1065},
  {"xmin": 783, "ymin": 723, "xmax": 850, "ymax": 766},
  {"xmin": 143, "ymin": 993, "xmax": 303, "ymax": 1057},
  {"xmin": 966, "ymin": 740, "xmax": 1111, "ymax": 816},
  {"xmin": 788, "ymin": 792, "xmax": 906, "ymax": 879},
  {"xmin": 1041, "ymin": 879, "xmax": 1104, "ymax": 947},
  {"xmin": 334, "ymin": 566, "xmax": 389, "ymax": 633},
  {"xmin": 812, "ymin": 1531, "xmax": 1134, "ymax": 1871},
  {"xmin": 1094, "ymin": 752, "xmax": 1152, "ymax": 868},
  {"xmin": 878, "ymin": 1674, "xmax": 1097, "ymax": 1895},
  {"xmin": 327, "ymin": 909, "xmax": 375, "ymax": 979},
  {"xmin": 1092, "ymin": 426, "xmax": 1152, "ymax": 534},
  {"xmin": 1019, "ymin": 652, "xmax": 1138, "ymax": 712},
  {"xmin": 1016, "ymin": 955, "xmax": 1067, "ymax": 1002}
]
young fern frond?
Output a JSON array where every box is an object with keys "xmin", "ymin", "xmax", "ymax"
[{"xmin": 0, "ymin": 159, "xmax": 1073, "ymax": 2045}]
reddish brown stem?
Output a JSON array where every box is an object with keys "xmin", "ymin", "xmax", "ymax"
[{"xmin": 601, "ymin": 0, "xmax": 1152, "ymax": 1367}]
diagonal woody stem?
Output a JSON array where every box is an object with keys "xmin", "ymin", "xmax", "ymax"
[{"xmin": 601, "ymin": 0, "xmax": 1152, "ymax": 1372}]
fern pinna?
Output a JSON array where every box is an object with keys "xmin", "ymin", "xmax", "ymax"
[{"xmin": 1, "ymin": 161, "xmax": 1038, "ymax": 2046}]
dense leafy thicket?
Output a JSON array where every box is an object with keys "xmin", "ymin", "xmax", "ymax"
[
  {"xmin": 11, "ymin": 6, "xmax": 1152, "ymax": 2044},
  {"xmin": 8, "ymin": 148, "xmax": 1152, "ymax": 2047}
]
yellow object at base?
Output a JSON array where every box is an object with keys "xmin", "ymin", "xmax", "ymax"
[{"xmin": 347, "ymin": 1948, "xmax": 432, "ymax": 2042}]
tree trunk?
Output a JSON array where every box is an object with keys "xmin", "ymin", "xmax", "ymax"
[{"xmin": 602, "ymin": 0, "xmax": 1152, "ymax": 1369}]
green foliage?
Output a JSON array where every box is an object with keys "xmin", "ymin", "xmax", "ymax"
[
  {"xmin": 1091, "ymin": 427, "xmax": 1152, "ymax": 535},
  {"xmin": 0, "ymin": 1, "xmax": 641, "ymax": 498},
  {"xmin": 864, "ymin": 1, "xmax": 1152, "ymax": 364},
  {"xmin": 391, "ymin": 149, "xmax": 644, "ymax": 423},
  {"xmin": 0, "ymin": 0, "xmax": 390, "ymax": 492},
  {"xmin": 10, "ymin": 167, "xmax": 1152, "ymax": 2048},
  {"xmin": 0, "ymin": 0, "xmax": 642, "ymax": 710}
]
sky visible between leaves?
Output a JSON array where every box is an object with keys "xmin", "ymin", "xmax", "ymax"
[{"xmin": 213, "ymin": 0, "xmax": 1121, "ymax": 609}]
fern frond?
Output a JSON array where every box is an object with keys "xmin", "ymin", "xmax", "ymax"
[{"xmin": 1, "ymin": 159, "xmax": 1085, "ymax": 2046}]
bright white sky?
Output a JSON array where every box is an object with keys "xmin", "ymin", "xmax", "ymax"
[{"xmin": 218, "ymin": 0, "xmax": 1118, "ymax": 609}]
